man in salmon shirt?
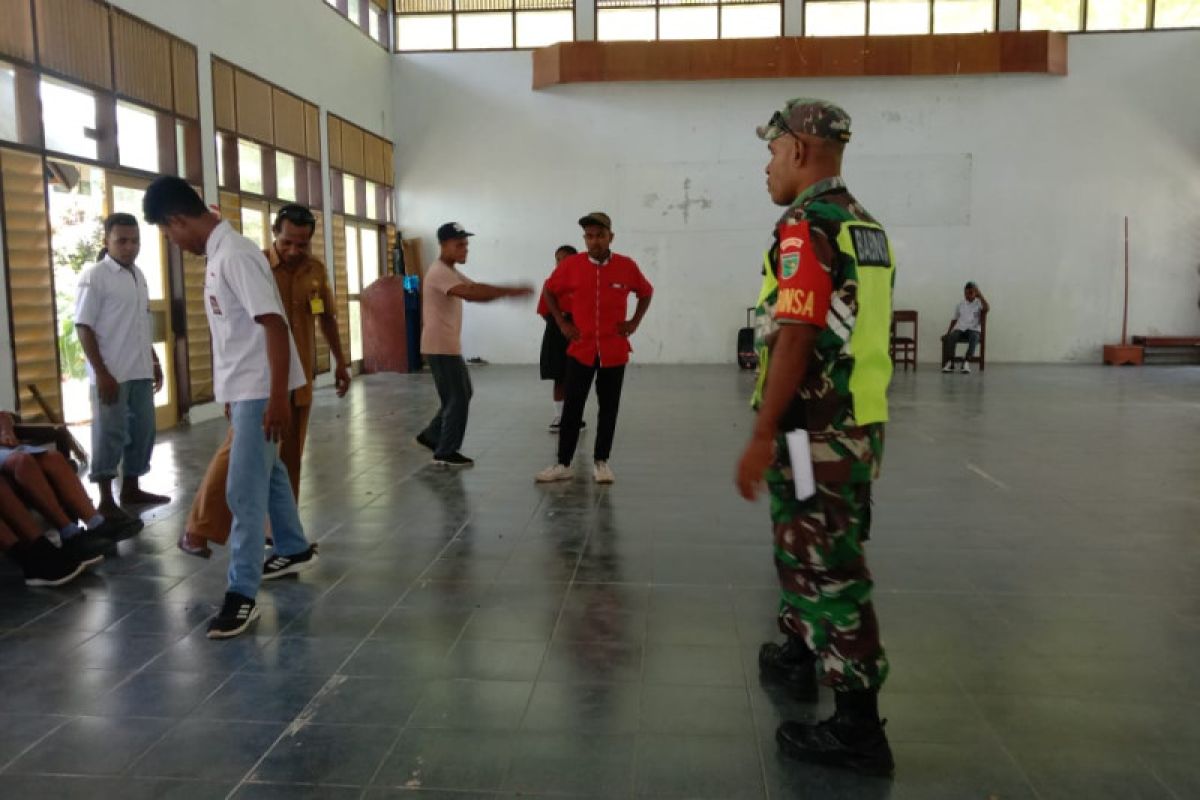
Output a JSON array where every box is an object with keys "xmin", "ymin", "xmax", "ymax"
[{"xmin": 535, "ymin": 213, "xmax": 653, "ymax": 485}]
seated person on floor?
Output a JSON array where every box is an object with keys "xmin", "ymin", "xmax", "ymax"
[
  {"xmin": 941, "ymin": 281, "xmax": 989, "ymax": 373},
  {"xmin": 0, "ymin": 410, "xmax": 142, "ymax": 559},
  {"xmin": 0, "ymin": 475, "xmax": 103, "ymax": 586}
]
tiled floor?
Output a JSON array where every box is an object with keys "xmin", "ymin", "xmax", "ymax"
[{"xmin": 0, "ymin": 364, "xmax": 1198, "ymax": 799}]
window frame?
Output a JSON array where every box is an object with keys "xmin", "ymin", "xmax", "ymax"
[
  {"xmin": 394, "ymin": 0, "xmax": 578, "ymax": 52},
  {"xmin": 595, "ymin": 0, "xmax": 784, "ymax": 42},
  {"xmin": 324, "ymin": 0, "xmax": 393, "ymax": 49}
]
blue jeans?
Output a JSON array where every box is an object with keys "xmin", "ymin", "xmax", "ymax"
[
  {"xmin": 89, "ymin": 379, "xmax": 156, "ymax": 483},
  {"xmin": 941, "ymin": 330, "xmax": 980, "ymax": 366},
  {"xmin": 226, "ymin": 399, "xmax": 310, "ymax": 599}
]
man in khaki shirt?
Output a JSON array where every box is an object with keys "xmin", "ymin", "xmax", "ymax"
[{"xmin": 179, "ymin": 205, "xmax": 351, "ymax": 556}]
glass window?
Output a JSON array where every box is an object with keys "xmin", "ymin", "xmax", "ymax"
[
  {"xmin": 598, "ymin": 7, "xmax": 657, "ymax": 39},
  {"xmin": 0, "ymin": 64, "xmax": 18, "ymax": 143},
  {"xmin": 1087, "ymin": 0, "xmax": 1147, "ymax": 28},
  {"xmin": 1155, "ymin": 0, "xmax": 1200, "ymax": 26},
  {"xmin": 349, "ymin": 0, "xmax": 363, "ymax": 25},
  {"xmin": 345, "ymin": 222, "xmax": 361, "ymax": 294},
  {"xmin": 806, "ymin": 1, "xmax": 866, "ymax": 34},
  {"xmin": 40, "ymin": 78, "xmax": 98, "ymax": 160},
  {"xmin": 516, "ymin": 10, "xmax": 575, "ymax": 47},
  {"xmin": 239, "ymin": 139, "xmax": 264, "ymax": 195},
  {"xmin": 660, "ymin": 5, "xmax": 719, "ymax": 38},
  {"xmin": 397, "ymin": 15, "xmax": 454, "ymax": 50},
  {"xmin": 870, "ymin": 0, "xmax": 931, "ymax": 33},
  {"xmin": 365, "ymin": 180, "xmax": 378, "ymax": 220},
  {"xmin": 1020, "ymin": 0, "xmax": 1081, "ymax": 29},
  {"xmin": 457, "ymin": 12, "xmax": 515, "ymax": 48},
  {"xmin": 370, "ymin": 7, "xmax": 383, "ymax": 39},
  {"xmin": 117, "ymin": 102, "xmax": 159, "ymax": 173},
  {"xmin": 326, "ymin": 0, "xmax": 338, "ymax": 6},
  {"xmin": 934, "ymin": 0, "xmax": 994, "ymax": 31},
  {"xmin": 216, "ymin": 133, "xmax": 227, "ymax": 188},
  {"xmin": 241, "ymin": 206, "xmax": 268, "ymax": 249},
  {"xmin": 720, "ymin": 4, "xmax": 781, "ymax": 37},
  {"xmin": 361, "ymin": 227, "xmax": 380, "ymax": 287},
  {"xmin": 276, "ymin": 152, "xmax": 297, "ymax": 202},
  {"xmin": 175, "ymin": 121, "xmax": 188, "ymax": 179},
  {"xmin": 343, "ymin": 173, "xmax": 359, "ymax": 216}
]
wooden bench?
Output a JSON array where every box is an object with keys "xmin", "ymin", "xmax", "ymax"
[{"xmin": 1131, "ymin": 336, "xmax": 1200, "ymax": 364}]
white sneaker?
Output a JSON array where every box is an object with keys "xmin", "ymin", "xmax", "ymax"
[
  {"xmin": 942, "ymin": 362, "xmax": 954, "ymax": 373},
  {"xmin": 593, "ymin": 461, "xmax": 615, "ymax": 484},
  {"xmin": 960, "ymin": 364, "xmax": 971, "ymax": 374},
  {"xmin": 548, "ymin": 416, "xmax": 561, "ymax": 432},
  {"xmin": 535, "ymin": 463, "xmax": 574, "ymax": 483}
]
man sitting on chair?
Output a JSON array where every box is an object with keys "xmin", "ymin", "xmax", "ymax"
[{"xmin": 941, "ymin": 282, "xmax": 989, "ymax": 373}]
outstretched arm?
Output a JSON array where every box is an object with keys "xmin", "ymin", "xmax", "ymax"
[{"xmin": 449, "ymin": 282, "xmax": 534, "ymax": 303}]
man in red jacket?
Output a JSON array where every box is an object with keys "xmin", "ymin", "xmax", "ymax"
[{"xmin": 535, "ymin": 212, "xmax": 653, "ymax": 484}]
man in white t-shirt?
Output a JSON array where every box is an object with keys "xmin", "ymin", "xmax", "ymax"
[
  {"xmin": 414, "ymin": 222, "xmax": 533, "ymax": 467},
  {"xmin": 143, "ymin": 177, "xmax": 317, "ymax": 639},
  {"xmin": 75, "ymin": 213, "xmax": 168, "ymax": 515},
  {"xmin": 941, "ymin": 282, "xmax": 989, "ymax": 373}
]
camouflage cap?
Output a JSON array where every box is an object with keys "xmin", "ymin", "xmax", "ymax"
[{"xmin": 756, "ymin": 98, "xmax": 852, "ymax": 144}]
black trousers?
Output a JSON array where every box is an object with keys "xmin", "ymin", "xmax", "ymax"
[
  {"xmin": 421, "ymin": 355, "xmax": 473, "ymax": 458},
  {"xmin": 557, "ymin": 358, "xmax": 626, "ymax": 466}
]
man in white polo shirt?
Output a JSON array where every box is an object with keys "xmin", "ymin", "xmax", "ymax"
[
  {"xmin": 143, "ymin": 177, "xmax": 318, "ymax": 639},
  {"xmin": 75, "ymin": 212, "xmax": 169, "ymax": 516},
  {"xmin": 940, "ymin": 281, "xmax": 990, "ymax": 373}
]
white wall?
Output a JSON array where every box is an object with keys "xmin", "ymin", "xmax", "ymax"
[{"xmin": 392, "ymin": 30, "xmax": 1200, "ymax": 364}]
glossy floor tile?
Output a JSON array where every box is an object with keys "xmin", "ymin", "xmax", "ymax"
[{"xmin": 1, "ymin": 364, "xmax": 1197, "ymax": 798}]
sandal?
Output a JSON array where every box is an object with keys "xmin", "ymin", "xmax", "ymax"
[{"xmin": 177, "ymin": 531, "xmax": 212, "ymax": 559}]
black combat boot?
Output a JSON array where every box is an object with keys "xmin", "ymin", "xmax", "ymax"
[
  {"xmin": 776, "ymin": 689, "xmax": 894, "ymax": 777},
  {"xmin": 758, "ymin": 633, "xmax": 818, "ymax": 701}
]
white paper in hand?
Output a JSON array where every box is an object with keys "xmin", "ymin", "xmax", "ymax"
[{"xmin": 785, "ymin": 430, "xmax": 816, "ymax": 501}]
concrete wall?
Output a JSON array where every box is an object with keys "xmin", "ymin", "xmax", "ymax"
[{"xmin": 392, "ymin": 30, "xmax": 1200, "ymax": 364}]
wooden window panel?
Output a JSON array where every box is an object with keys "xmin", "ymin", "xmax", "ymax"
[
  {"xmin": 212, "ymin": 60, "xmax": 236, "ymax": 132},
  {"xmin": 172, "ymin": 41, "xmax": 199, "ymax": 119},
  {"xmin": 95, "ymin": 93, "xmax": 117, "ymax": 165},
  {"xmin": 34, "ymin": 0, "xmax": 112, "ymax": 89},
  {"xmin": 235, "ymin": 70, "xmax": 273, "ymax": 144},
  {"xmin": 156, "ymin": 111, "xmax": 176, "ymax": 175},
  {"xmin": 331, "ymin": 214, "xmax": 351, "ymax": 360},
  {"xmin": 218, "ymin": 130, "xmax": 240, "ymax": 190},
  {"xmin": 0, "ymin": 0, "xmax": 36, "ymax": 62},
  {"xmin": 261, "ymin": 145, "xmax": 277, "ymax": 200},
  {"xmin": 311, "ymin": 210, "xmax": 331, "ymax": 374},
  {"xmin": 383, "ymin": 140, "xmax": 394, "ymax": 186},
  {"xmin": 181, "ymin": 119, "xmax": 202, "ymax": 184},
  {"xmin": 304, "ymin": 103, "xmax": 320, "ymax": 161},
  {"xmin": 111, "ymin": 11, "xmax": 173, "ymax": 110},
  {"xmin": 363, "ymin": 134, "xmax": 385, "ymax": 185},
  {"xmin": 0, "ymin": 148, "xmax": 61, "ymax": 421},
  {"xmin": 9, "ymin": 64, "xmax": 43, "ymax": 147},
  {"xmin": 328, "ymin": 116, "xmax": 343, "ymax": 170},
  {"xmin": 181, "ymin": 249, "xmax": 212, "ymax": 403},
  {"xmin": 273, "ymin": 89, "xmax": 306, "ymax": 157},
  {"xmin": 341, "ymin": 123, "xmax": 365, "ymax": 177},
  {"xmin": 219, "ymin": 190, "xmax": 242, "ymax": 231}
]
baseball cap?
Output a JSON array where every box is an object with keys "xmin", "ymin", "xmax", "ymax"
[
  {"xmin": 578, "ymin": 212, "xmax": 612, "ymax": 230},
  {"xmin": 437, "ymin": 222, "xmax": 474, "ymax": 242},
  {"xmin": 756, "ymin": 98, "xmax": 852, "ymax": 144}
]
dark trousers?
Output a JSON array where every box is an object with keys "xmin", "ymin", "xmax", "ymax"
[
  {"xmin": 558, "ymin": 358, "xmax": 625, "ymax": 466},
  {"xmin": 941, "ymin": 330, "xmax": 980, "ymax": 366},
  {"xmin": 422, "ymin": 355, "xmax": 473, "ymax": 458}
]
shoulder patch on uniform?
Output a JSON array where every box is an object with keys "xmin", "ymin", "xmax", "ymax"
[{"xmin": 848, "ymin": 225, "xmax": 891, "ymax": 267}]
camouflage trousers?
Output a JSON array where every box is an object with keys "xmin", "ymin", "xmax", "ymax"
[{"xmin": 766, "ymin": 441, "xmax": 889, "ymax": 692}]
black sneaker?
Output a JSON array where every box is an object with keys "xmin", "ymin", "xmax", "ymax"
[
  {"xmin": 262, "ymin": 544, "xmax": 319, "ymax": 580},
  {"xmin": 415, "ymin": 432, "xmax": 437, "ymax": 452},
  {"xmin": 12, "ymin": 538, "xmax": 86, "ymax": 587},
  {"xmin": 759, "ymin": 637, "xmax": 819, "ymax": 701},
  {"xmin": 776, "ymin": 714, "xmax": 894, "ymax": 777},
  {"xmin": 89, "ymin": 511, "xmax": 144, "ymax": 542},
  {"xmin": 433, "ymin": 452, "xmax": 474, "ymax": 467},
  {"xmin": 60, "ymin": 531, "xmax": 114, "ymax": 568},
  {"xmin": 206, "ymin": 591, "xmax": 260, "ymax": 639}
]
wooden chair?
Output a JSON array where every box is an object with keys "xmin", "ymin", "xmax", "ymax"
[{"xmin": 890, "ymin": 309, "xmax": 918, "ymax": 371}]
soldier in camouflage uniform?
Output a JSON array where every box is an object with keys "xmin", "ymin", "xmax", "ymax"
[{"xmin": 735, "ymin": 98, "xmax": 896, "ymax": 777}]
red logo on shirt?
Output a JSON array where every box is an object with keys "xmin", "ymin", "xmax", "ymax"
[{"xmin": 775, "ymin": 221, "xmax": 831, "ymax": 328}]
